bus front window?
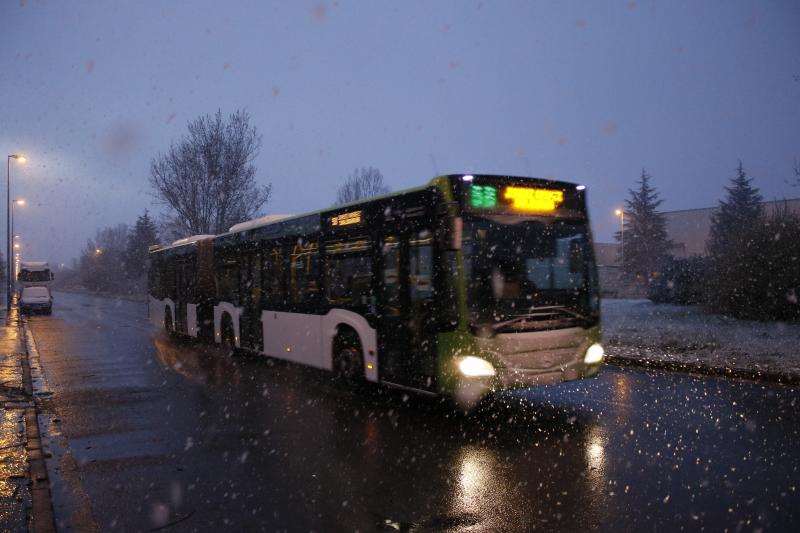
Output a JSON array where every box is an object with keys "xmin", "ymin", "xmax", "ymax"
[{"xmin": 462, "ymin": 215, "xmax": 598, "ymax": 332}]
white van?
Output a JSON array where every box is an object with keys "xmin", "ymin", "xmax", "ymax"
[{"xmin": 20, "ymin": 286, "xmax": 53, "ymax": 315}]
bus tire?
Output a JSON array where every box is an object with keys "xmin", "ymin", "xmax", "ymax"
[
  {"xmin": 333, "ymin": 329, "xmax": 364, "ymax": 383},
  {"xmin": 164, "ymin": 307, "xmax": 174, "ymax": 336}
]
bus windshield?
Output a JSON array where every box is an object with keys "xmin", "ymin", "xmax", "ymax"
[{"xmin": 462, "ymin": 215, "xmax": 598, "ymax": 332}]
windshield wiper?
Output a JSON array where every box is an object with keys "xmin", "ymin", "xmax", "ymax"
[{"xmin": 471, "ymin": 306, "xmax": 594, "ymax": 337}]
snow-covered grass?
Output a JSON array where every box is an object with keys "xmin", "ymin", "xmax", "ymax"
[{"xmin": 602, "ymin": 299, "xmax": 800, "ymax": 378}]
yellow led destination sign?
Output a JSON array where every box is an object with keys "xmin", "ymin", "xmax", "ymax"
[
  {"xmin": 331, "ymin": 210, "xmax": 362, "ymax": 226},
  {"xmin": 502, "ymin": 187, "xmax": 564, "ymax": 213}
]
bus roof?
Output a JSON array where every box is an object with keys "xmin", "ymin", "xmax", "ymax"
[
  {"xmin": 214, "ymin": 178, "xmax": 442, "ymax": 240},
  {"xmin": 150, "ymin": 174, "xmax": 582, "ymax": 253}
]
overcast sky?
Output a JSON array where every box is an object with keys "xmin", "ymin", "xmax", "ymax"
[{"xmin": 1, "ymin": 0, "xmax": 799, "ymax": 266}]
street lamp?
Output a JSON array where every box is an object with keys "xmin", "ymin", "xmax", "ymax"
[
  {"xmin": 615, "ymin": 208, "xmax": 625, "ymax": 272},
  {"xmin": 7, "ymin": 154, "xmax": 25, "ymax": 309}
]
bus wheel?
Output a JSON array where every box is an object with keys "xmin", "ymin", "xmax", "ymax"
[
  {"xmin": 164, "ymin": 307, "xmax": 174, "ymax": 336},
  {"xmin": 334, "ymin": 331, "xmax": 363, "ymax": 383}
]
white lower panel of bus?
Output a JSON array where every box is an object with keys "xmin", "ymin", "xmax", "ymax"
[
  {"xmin": 260, "ymin": 309, "xmax": 379, "ymax": 383},
  {"xmin": 214, "ymin": 302, "xmax": 244, "ymax": 347},
  {"xmin": 151, "ymin": 298, "xmax": 378, "ymax": 382},
  {"xmin": 149, "ymin": 296, "xmax": 174, "ymax": 330}
]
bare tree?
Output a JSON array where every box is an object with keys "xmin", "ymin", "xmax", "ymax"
[
  {"xmin": 149, "ymin": 109, "xmax": 272, "ymax": 236},
  {"xmin": 335, "ymin": 167, "xmax": 390, "ymax": 205}
]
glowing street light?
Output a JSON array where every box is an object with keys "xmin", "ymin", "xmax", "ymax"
[
  {"xmin": 615, "ymin": 208, "xmax": 625, "ymax": 271},
  {"xmin": 6, "ymin": 154, "xmax": 25, "ymax": 309}
]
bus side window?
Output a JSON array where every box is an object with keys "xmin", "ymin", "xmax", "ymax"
[
  {"xmin": 409, "ymin": 230, "xmax": 433, "ymax": 302},
  {"xmin": 262, "ymin": 246, "xmax": 285, "ymax": 307},
  {"xmin": 326, "ymin": 238, "xmax": 372, "ymax": 308},
  {"xmin": 381, "ymin": 236, "xmax": 401, "ymax": 315},
  {"xmin": 290, "ymin": 240, "xmax": 319, "ymax": 306}
]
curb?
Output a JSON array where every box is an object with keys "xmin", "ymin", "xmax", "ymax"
[
  {"xmin": 20, "ymin": 321, "xmax": 57, "ymax": 533},
  {"xmin": 605, "ymin": 354, "xmax": 800, "ymax": 386}
]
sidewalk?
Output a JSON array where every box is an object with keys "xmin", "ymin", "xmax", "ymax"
[{"xmin": 0, "ymin": 308, "xmax": 54, "ymax": 533}]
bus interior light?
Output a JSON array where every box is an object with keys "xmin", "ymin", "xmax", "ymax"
[{"xmin": 458, "ymin": 356, "xmax": 496, "ymax": 377}]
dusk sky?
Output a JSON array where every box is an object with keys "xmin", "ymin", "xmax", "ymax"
[{"xmin": 2, "ymin": 0, "xmax": 799, "ymax": 266}]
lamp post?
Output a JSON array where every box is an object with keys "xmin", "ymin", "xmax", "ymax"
[
  {"xmin": 7, "ymin": 154, "xmax": 25, "ymax": 309},
  {"xmin": 615, "ymin": 208, "xmax": 625, "ymax": 274},
  {"xmin": 11, "ymin": 199, "xmax": 25, "ymax": 289}
]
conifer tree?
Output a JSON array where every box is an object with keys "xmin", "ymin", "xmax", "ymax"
[
  {"xmin": 617, "ymin": 169, "xmax": 672, "ymax": 285},
  {"xmin": 125, "ymin": 210, "xmax": 159, "ymax": 279},
  {"xmin": 708, "ymin": 161, "xmax": 763, "ymax": 257},
  {"xmin": 706, "ymin": 161, "xmax": 764, "ymax": 314}
]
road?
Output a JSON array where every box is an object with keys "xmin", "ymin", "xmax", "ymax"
[{"xmin": 25, "ymin": 291, "xmax": 800, "ymax": 531}]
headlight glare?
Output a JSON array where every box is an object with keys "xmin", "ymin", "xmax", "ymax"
[
  {"xmin": 458, "ymin": 356, "xmax": 496, "ymax": 377},
  {"xmin": 584, "ymin": 343, "xmax": 604, "ymax": 365}
]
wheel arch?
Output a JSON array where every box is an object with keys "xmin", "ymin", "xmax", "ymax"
[
  {"xmin": 213, "ymin": 302, "xmax": 242, "ymax": 348},
  {"xmin": 322, "ymin": 309, "xmax": 379, "ymax": 382}
]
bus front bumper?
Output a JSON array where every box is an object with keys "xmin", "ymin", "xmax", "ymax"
[{"xmin": 453, "ymin": 360, "xmax": 602, "ymax": 408}]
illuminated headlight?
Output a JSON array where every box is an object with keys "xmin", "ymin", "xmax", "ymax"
[
  {"xmin": 584, "ymin": 343, "xmax": 604, "ymax": 365},
  {"xmin": 458, "ymin": 356, "xmax": 496, "ymax": 377}
]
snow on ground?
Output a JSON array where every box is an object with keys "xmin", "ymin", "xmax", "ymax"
[{"xmin": 602, "ymin": 299, "xmax": 800, "ymax": 378}]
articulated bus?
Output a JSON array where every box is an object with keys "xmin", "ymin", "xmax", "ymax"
[{"xmin": 148, "ymin": 174, "xmax": 603, "ymax": 406}]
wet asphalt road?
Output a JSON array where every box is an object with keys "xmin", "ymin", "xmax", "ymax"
[{"xmin": 24, "ymin": 292, "xmax": 800, "ymax": 532}]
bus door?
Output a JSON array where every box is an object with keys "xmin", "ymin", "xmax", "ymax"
[
  {"xmin": 377, "ymin": 229, "xmax": 437, "ymax": 390},
  {"xmin": 175, "ymin": 259, "xmax": 189, "ymax": 334},
  {"xmin": 239, "ymin": 251, "xmax": 262, "ymax": 351}
]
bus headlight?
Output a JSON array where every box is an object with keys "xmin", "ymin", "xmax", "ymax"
[
  {"xmin": 458, "ymin": 356, "xmax": 496, "ymax": 377},
  {"xmin": 584, "ymin": 343, "xmax": 604, "ymax": 365}
]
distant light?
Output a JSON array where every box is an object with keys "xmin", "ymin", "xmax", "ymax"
[
  {"xmin": 15, "ymin": 199, "xmax": 26, "ymax": 206},
  {"xmin": 367, "ymin": 363, "xmax": 374, "ymax": 370},
  {"xmin": 614, "ymin": 209, "xmax": 623, "ymax": 216},
  {"xmin": 462, "ymin": 175, "xmax": 474, "ymax": 182},
  {"xmin": 286, "ymin": 346, "xmax": 292, "ymax": 352},
  {"xmin": 576, "ymin": 185, "xmax": 586, "ymax": 190}
]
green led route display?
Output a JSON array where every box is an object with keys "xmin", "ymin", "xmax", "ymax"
[{"xmin": 470, "ymin": 185, "xmax": 497, "ymax": 208}]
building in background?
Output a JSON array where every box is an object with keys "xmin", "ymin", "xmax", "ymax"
[{"xmin": 595, "ymin": 197, "xmax": 800, "ymax": 297}]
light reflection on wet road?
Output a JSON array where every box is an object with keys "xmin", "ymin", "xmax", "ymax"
[{"xmin": 26, "ymin": 292, "xmax": 800, "ymax": 531}]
